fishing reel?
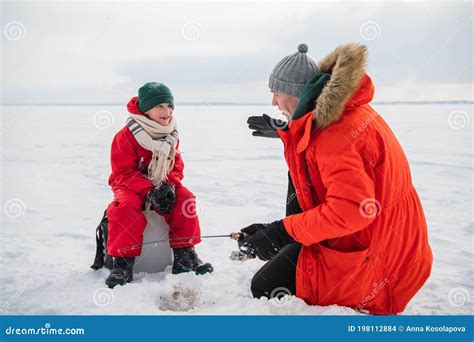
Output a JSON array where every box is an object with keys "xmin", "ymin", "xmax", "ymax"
[{"xmin": 229, "ymin": 232, "xmax": 256, "ymax": 262}]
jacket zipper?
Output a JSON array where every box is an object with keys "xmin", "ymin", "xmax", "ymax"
[{"xmin": 138, "ymin": 156, "xmax": 144, "ymax": 171}]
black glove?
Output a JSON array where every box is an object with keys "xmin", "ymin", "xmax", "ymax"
[
  {"xmin": 146, "ymin": 183, "xmax": 176, "ymax": 214},
  {"xmin": 240, "ymin": 220, "xmax": 293, "ymax": 261},
  {"xmin": 247, "ymin": 114, "xmax": 288, "ymax": 138}
]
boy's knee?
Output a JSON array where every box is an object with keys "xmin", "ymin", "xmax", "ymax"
[
  {"xmin": 175, "ymin": 185, "xmax": 195, "ymax": 201},
  {"xmin": 113, "ymin": 191, "xmax": 144, "ymax": 211}
]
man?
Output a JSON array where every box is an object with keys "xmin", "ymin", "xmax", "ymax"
[{"xmin": 243, "ymin": 43, "xmax": 433, "ymax": 314}]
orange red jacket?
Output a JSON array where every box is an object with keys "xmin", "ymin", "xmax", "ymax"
[{"xmin": 278, "ymin": 44, "xmax": 433, "ymax": 314}]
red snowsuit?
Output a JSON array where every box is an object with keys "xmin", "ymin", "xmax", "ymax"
[{"xmin": 106, "ymin": 97, "xmax": 201, "ymax": 257}]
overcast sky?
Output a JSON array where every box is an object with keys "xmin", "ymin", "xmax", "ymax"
[{"xmin": 1, "ymin": 1, "xmax": 472, "ymax": 104}]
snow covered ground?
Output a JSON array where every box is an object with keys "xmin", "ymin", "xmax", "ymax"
[{"xmin": 0, "ymin": 103, "xmax": 472, "ymax": 315}]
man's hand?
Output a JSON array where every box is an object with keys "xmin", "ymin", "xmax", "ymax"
[
  {"xmin": 247, "ymin": 114, "xmax": 288, "ymax": 138},
  {"xmin": 240, "ymin": 220, "xmax": 293, "ymax": 261},
  {"xmin": 146, "ymin": 183, "xmax": 176, "ymax": 214}
]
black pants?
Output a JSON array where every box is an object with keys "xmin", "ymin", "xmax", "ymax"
[{"xmin": 251, "ymin": 172, "xmax": 303, "ymax": 298}]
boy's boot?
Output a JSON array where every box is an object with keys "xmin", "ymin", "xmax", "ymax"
[
  {"xmin": 105, "ymin": 256, "xmax": 135, "ymax": 288},
  {"xmin": 172, "ymin": 246, "xmax": 213, "ymax": 275}
]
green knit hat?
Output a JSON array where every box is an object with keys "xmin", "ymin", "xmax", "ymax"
[{"xmin": 138, "ymin": 82, "xmax": 174, "ymax": 113}]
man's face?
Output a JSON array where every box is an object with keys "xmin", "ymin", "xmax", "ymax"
[
  {"xmin": 271, "ymin": 92, "xmax": 298, "ymax": 120},
  {"xmin": 145, "ymin": 103, "xmax": 173, "ymax": 126}
]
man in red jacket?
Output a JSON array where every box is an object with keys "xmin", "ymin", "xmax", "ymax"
[
  {"xmin": 244, "ymin": 44, "xmax": 432, "ymax": 314},
  {"xmin": 105, "ymin": 82, "xmax": 213, "ymax": 288}
]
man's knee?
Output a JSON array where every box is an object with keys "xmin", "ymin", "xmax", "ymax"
[
  {"xmin": 250, "ymin": 271, "xmax": 269, "ymax": 299},
  {"xmin": 250, "ymin": 275, "xmax": 262, "ymax": 298}
]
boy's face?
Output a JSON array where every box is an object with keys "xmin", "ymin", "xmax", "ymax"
[
  {"xmin": 271, "ymin": 91, "xmax": 298, "ymax": 120},
  {"xmin": 145, "ymin": 103, "xmax": 174, "ymax": 126}
]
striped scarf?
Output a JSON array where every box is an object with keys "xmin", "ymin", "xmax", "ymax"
[{"xmin": 126, "ymin": 114, "xmax": 179, "ymax": 187}]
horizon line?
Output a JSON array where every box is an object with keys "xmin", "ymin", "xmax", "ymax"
[{"xmin": 0, "ymin": 100, "xmax": 472, "ymax": 107}]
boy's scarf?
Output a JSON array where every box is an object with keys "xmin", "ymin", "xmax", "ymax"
[{"xmin": 126, "ymin": 114, "xmax": 179, "ymax": 187}]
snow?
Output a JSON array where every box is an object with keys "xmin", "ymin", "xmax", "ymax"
[{"xmin": 0, "ymin": 103, "xmax": 472, "ymax": 315}]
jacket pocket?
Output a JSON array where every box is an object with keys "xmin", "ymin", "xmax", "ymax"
[{"xmin": 315, "ymin": 244, "xmax": 388, "ymax": 312}]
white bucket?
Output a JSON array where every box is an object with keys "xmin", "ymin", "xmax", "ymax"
[{"xmin": 133, "ymin": 210, "xmax": 173, "ymax": 273}]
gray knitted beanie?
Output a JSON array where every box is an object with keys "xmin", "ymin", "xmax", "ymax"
[{"xmin": 268, "ymin": 43, "xmax": 319, "ymax": 97}]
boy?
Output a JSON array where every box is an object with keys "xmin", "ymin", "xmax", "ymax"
[{"xmin": 105, "ymin": 82, "xmax": 213, "ymax": 288}]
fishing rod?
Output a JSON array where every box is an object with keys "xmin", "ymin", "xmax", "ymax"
[{"xmin": 118, "ymin": 232, "xmax": 255, "ymax": 261}]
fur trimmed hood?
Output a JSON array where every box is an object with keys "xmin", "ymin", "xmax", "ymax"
[{"xmin": 313, "ymin": 43, "xmax": 370, "ymax": 128}]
